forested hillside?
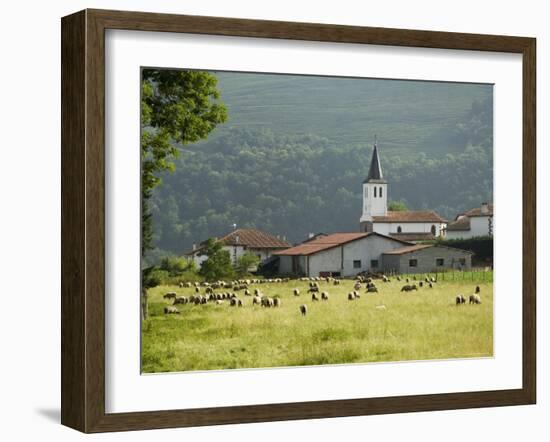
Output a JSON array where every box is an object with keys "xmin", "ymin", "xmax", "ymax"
[{"xmin": 148, "ymin": 72, "xmax": 493, "ymax": 259}]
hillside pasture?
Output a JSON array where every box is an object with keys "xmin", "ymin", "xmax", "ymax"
[{"xmin": 141, "ymin": 276, "xmax": 493, "ymax": 373}]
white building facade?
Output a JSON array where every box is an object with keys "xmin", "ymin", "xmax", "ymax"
[{"xmin": 445, "ymin": 203, "xmax": 494, "ymax": 239}]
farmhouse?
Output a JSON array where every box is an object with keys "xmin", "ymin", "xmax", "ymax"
[
  {"xmin": 274, "ymin": 232, "xmax": 411, "ymax": 277},
  {"xmin": 359, "ymin": 140, "xmax": 447, "ymax": 241},
  {"xmin": 382, "ymin": 244, "xmax": 473, "ymax": 273},
  {"xmin": 184, "ymin": 228, "xmax": 291, "ymax": 267},
  {"xmin": 444, "ymin": 202, "xmax": 494, "ymax": 239}
]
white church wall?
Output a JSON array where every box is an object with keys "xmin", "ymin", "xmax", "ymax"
[{"xmin": 373, "ymin": 222, "xmax": 445, "ymax": 237}]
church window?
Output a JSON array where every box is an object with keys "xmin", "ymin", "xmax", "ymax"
[
  {"xmin": 374, "ymin": 187, "xmax": 377, "ymax": 198},
  {"xmin": 431, "ymin": 225, "xmax": 436, "ymax": 235},
  {"xmin": 379, "ymin": 187, "xmax": 383, "ymax": 197},
  {"xmin": 397, "ymin": 226, "xmax": 402, "ymax": 233}
]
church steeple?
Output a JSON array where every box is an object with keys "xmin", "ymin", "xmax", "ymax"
[
  {"xmin": 360, "ymin": 136, "xmax": 388, "ymax": 230},
  {"xmin": 364, "ymin": 136, "xmax": 386, "ymax": 183}
]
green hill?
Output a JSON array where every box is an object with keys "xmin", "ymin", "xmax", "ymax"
[{"xmin": 148, "ymin": 71, "xmax": 493, "ymax": 259}]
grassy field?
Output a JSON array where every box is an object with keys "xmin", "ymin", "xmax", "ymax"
[{"xmin": 141, "ymin": 275, "xmax": 493, "ymax": 373}]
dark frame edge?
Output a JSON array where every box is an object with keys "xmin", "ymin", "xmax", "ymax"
[
  {"xmin": 61, "ymin": 8, "xmax": 537, "ymax": 433},
  {"xmin": 61, "ymin": 9, "xmax": 87, "ymax": 433}
]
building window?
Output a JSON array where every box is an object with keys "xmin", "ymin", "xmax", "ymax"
[
  {"xmin": 436, "ymin": 258, "xmax": 445, "ymax": 266},
  {"xmin": 459, "ymin": 258, "xmax": 466, "ymax": 266},
  {"xmin": 409, "ymin": 259, "xmax": 418, "ymax": 267},
  {"xmin": 374, "ymin": 187, "xmax": 377, "ymax": 198},
  {"xmin": 353, "ymin": 260, "xmax": 362, "ymax": 269},
  {"xmin": 370, "ymin": 259, "xmax": 379, "ymax": 268},
  {"xmin": 397, "ymin": 226, "xmax": 402, "ymax": 233},
  {"xmin": 431, "ymin": 225, "xmax": 436, "ymax": 235},
  {"xmin": 379, "ymin": 186, "xmax": 383, "ymax": 197}
]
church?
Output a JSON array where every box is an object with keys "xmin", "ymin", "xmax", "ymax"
[{"xmin": 359, "ymin": 140, "xmax": 447, "ymax": 242}]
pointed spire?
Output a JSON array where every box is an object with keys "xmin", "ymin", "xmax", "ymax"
[{"xmin": 363, "ymin": 136, "xmax": 386, "ymax": 183}]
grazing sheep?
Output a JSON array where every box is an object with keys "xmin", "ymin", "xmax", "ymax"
[
  {"xmin": 299, "ymin": 304, "xmax": 308, "ymax": 316},
  {"xmin": 215, "ymin": 300, "xmax": 224, "ymax": 305},
  {"xmin": 230, "ymin": 298, "xmax": 238, "ymax": 306},
  {"xmin": 293, "ymin": 288, "xmax": 300, "ymax": 296},
  {"xmin": 274, "ymin": 298, "xmax": 282, "ymax": 307},
  {"xmin": 353, "ymin": 290, "xmax": 361, "ymax": 299},
  {"xmin": 244, "ymin": 289, "xmax": 251, "ymax": 296},
  {"xmin": 428, "ymin": 282, "xmax": 433, "ymax": 288},
  {"xmin": 164, "ymin": 306, "xmax": 179, "ymax": 314},
  {"xmin": 469, "ymin": 294, "xmax": 482, "ymax": 304},
  {"xmin": 173, "ymin": 296, "xmax": 188, "ymax": 305},
  {"xmin": 333, "ymin": 279, "xmax": 341, "ymax": 285},
  {"xmin": 366, "ymin": 286, "xmax": 378, "ymax": 293},
  {"xmin": 252, "ymin": 296, "xmax": 261, "ymax": 306},
  {"xmin": 348, "ymin": 292, "xmax": 355, "ymax": 301},
  {"xmin": 419, "ymin": 281, "xmax": 423, "ymax": 288},
  {"xmin": 430, "ymin": 277, "xmax": 436, "ymax": 283},
  {"xmin": 179, "ymin": 282, "xmax": 184, "ymax": 288},
  {"xmin": 163, "ymin": 292, "xmax": 177, "ymax": 300},
  {"xmin": 401, "ymin": 284, "xmax": 418, "ymax": 292},
  {"xmin": 354, "ymin": 282, "xmax": 362, "ymax": 290},
  {"xmin": 475, "ymin": 286, "xmax": 481, "ymax": 294},
  {"xmin": 195, "ymin": 287, "xmax": 200, "ymax": 293},
  {"xmin": 456, "ymin": 294, "xmax": 466, "ymax": 305},
  {"xmin": 396, "ymin": 276, "xmax": 402, "ymax": 281},
  {"xmin": 308, "ymin": 286, "xmax": 319, "ymax": 293},
  {"xmin": 311, "ymin": 293, "xmax": 319, "ymax": 301},
  {"xmin": 321, "ymin": 292, "xmax": 329, "ymax": 301}
]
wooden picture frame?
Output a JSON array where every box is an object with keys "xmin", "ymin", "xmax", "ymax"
[{"xmin": 61, "ymin": 8, "xmax": 536, "ymax": 433}]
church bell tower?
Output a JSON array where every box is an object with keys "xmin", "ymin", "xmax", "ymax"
[{"xmin": 360, "ymin": 137, "xmax": 387, "ymax": 232}]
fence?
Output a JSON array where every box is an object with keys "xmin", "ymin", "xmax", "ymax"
[{"xmin": 387, "ymin": 267, "xmax": 493, "ymax": 283}]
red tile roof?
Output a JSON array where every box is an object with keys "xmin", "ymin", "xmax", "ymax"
[
  {"xmin": 274, "ymin": 232, "xmax": 369, "ymax": 256},
  {"xmin": 463, "ymin": 203, "xmax": 494, "ymax": 217},
  {"xmin": 372, "ymin": 210, "xmax": 446, "ymax": 223},
  {"xmin": 274, "ymin": 232, "xmax": 412, "ymax": 256},
  {"xmin": 184, "ymin": 228, "xmax": 290, "ymax": 255},
  {"xmin": 219, "ymin": 229, "xmax": 291, "ymax": 248},
  {"xmin": 446, "ymin": 216, "xmax": 471, "ymax": 231}
]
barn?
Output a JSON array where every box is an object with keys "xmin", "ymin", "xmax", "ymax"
[
  {"xmin": 274, "ymin": 232, "xmax": 411, "ymax": 277},
  {"xmin": 382, "ymin": 244, "xmax": 473, "ymax": 274}
]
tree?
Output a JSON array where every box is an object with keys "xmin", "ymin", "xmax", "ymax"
[
  {"xmin": 198, "ymin": 238, "xmax": 235, "ymax": 281},
  {"xmin": 388, "ymin": 200, "xmax": 409, "ymax": 211},
  {"xmin": 235, "ymin": 252, "xmax": 260, "ymax": 277},
  {"xmin": 141, "ymin": 69, "xmax": 228, "ymax": 256}
]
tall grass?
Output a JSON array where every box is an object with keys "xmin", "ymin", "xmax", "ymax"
[{"xmin": 141, "ymin": 277, "xmax": 493, "ymax": 373}]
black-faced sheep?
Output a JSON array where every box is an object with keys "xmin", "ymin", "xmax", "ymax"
[
  {"xmin": 456, "ymin": 294, "xmax": 466, "ymax": 305},
  {"xmin": 401, "ymin": 284, "xmax": 418, "ymax": 292},
  {"xmin": 321, "ymin": 292, "xmax": 329, "ymax": 301},
  {"xmin": 311, "ymin": 293, "xmax": 319, "ymax": 301},
  {"xmin": 300, "ymin": 304, "xmax": 308, "ymax": 316},
  {"xmin": 273, "ymin": 298, "xmax": 282, "ymax": 307},
  {"xmin": 164, "ymin": 306, "xmax": 179, "ymax": 314},
  {"xmin": 173, "ymin": 296, "xmax": 188, "ymax": 305},
  {"xmin": 475, "ymin": 286, "xmax": 481, "ymax": 294},
  {"xmin": 293, "ymin": 288, "xmax": 300, "ymax": 296},
  {"xmin": 366, "ymin": 286, "xmax": 378, "ymax": 293},
  {"xmin": 252, "ymin": 296, "xmax": 261, "ymax": 306},
  {"xmin": 163, "ymin": 292, "xmax": 177, "ymax": 300},
  {"xmin": 348, "ymin": 292, "xmax": 355, "ymax": 301}
]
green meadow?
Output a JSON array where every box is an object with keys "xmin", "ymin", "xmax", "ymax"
[{"xmin": 141, "ymin": 275, "xmax": 493, "ymax": 373}]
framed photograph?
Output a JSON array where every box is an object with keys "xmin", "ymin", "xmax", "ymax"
[{"xmin": 61, "ymin": 9, "xmax": 536, "ymax": 433}]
